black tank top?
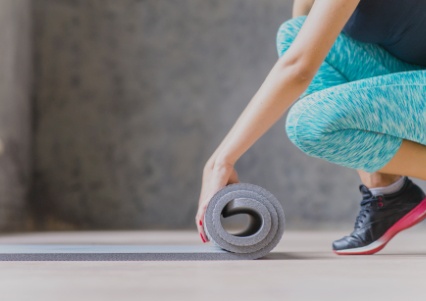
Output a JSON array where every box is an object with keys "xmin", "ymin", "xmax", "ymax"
[{"xmin": 342, "ymin": 0, "xmax": 426, "ymax": 66}]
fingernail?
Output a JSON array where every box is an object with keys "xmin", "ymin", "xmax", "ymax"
[
  {"xmin": 200, "ymin": 233, "xmax": 206, "ymax": 243},
  {"xmin": 199, "ymin": 220, "xmax": 203, "ymax": 226}
]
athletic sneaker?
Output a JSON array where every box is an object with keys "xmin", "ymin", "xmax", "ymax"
[{"xmin": 333, "ymin": 177, "xmax": 426, "ymax": 255}]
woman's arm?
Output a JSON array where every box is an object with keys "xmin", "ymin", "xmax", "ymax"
[
  {"xmin": 196, "ymin": 0, "xmax": 361, "ymax": 242},
  {"xmin": 293, "ymin": 0, "xmax": 315, "ymax": 17}
]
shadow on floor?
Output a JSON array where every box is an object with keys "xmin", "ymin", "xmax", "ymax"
[{"xmin": 260, "ymin": 252, "xmax": 333, "ymax": 260}]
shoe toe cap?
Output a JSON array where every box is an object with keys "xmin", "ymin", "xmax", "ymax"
[{"xmin": 332, "ymin": 236, "xmax": 360, "ymax": 251}]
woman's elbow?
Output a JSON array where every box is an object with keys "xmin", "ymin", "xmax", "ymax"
[{"xmin": 277, "ymin": 56, "xmax": 316, "ymax": 83}]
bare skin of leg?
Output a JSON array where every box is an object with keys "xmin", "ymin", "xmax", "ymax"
[
  {"xmin": 377, "ymin": 139, "xmax": 426, "ymax": 179},
  {"xmin": 357, "ymin": 170, "xmax": 402, "ymax": 188},
  {"xmin": 359, "ymin": 139, "xmax": 426, "ymax": 186}
]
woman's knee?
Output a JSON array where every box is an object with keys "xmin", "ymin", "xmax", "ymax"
[
  {"xmin": 285, "ymin": 94, "xmax": 337, "ymax": 157},
  {"xmin": 276, "ymin": 15, "xmax": 307, "ymax": 58}
]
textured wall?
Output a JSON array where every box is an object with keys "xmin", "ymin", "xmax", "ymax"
[
  {"xmin": 0, "ymin": 0, "xmax": 32, "ymax": 231},
  {"xmin": 33, "ymin": 0, "xmax": 373, "ymax": 230}
]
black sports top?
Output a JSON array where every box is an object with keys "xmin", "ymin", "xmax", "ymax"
[{"xmin": 342, "ymin": 0, "xmax": 426, "ymax": 66}]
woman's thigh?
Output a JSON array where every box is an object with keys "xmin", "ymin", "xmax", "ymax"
[{"xmin": 276, "ymin": 16, "xmax": 425, "ymax": 98}]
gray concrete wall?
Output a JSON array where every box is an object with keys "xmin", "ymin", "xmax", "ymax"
[
  {"xmin": 32, "ymin": 0, "xmax": 373, "ymax": 230},
  {"xmin": 0, "ymin": 0, "xmax": 33, "ymax": 231}
]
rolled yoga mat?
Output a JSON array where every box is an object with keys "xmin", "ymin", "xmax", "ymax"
[{"xmin": 0, "ymin": 183, "xmax": 285, "ymax": 261}]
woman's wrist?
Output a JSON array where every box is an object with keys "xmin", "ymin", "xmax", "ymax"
[
  {"xmin": 205, "ymin": 156, "xmax": 235, "ymax": 173},
  {"xmin": 213, "ymin": 159, "xmax": 234, "ymax": 172}
]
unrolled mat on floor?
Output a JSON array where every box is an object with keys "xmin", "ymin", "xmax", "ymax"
[{"xmin": 0, "ymin": 183, "xmax": 285, "ymax": 261}]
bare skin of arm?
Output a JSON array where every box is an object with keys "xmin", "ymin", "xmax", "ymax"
[
  {"xmin": 196, "ymin": 0, "xmax": 361, "ymax": 242},
  {"xmin": 293, "ymin": 0, "xmax": 315, "ymax": 17}
]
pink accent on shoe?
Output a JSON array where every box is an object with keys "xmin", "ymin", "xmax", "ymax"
[{"xmin": 334, "ymin": 197, "xmax": 426, "ymax": 255}]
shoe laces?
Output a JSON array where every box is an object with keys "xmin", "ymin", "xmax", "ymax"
[{"xmin": 354, "ymin": 185, "xmax": 384, "ymax": 230}]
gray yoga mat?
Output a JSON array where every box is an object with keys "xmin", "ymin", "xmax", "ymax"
[{"xmin": 0, "ymin": 183, "xmax": 285, "ymax": 261}]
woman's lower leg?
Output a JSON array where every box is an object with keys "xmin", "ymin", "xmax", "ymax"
[
  {"xmin": 357, "ymin": 170, "xmax": 402, "ymax": 188},
  {"xmin": 376, "ymin": 139, "xmax": 426, "ymax": 181},
  {"xmin": 356, "ymin": 139, "xmax": 426, "ymax": 183}
]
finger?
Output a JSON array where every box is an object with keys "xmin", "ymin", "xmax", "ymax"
[
  {"xmin": 197, "ymin": 220, "xmax": 208, "ymax": 243},
  {"xmin": 196, "ymin": 208, "xmax": 209, "ymax": 243},
  {"xmin": 197, "ymin": 224, "xmax": 206, "ymax": 243}
]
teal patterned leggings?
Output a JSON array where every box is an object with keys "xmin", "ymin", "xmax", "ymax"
[{"xmin": 277, "ymin": 16, "xmax": 426, "ymax": 173}]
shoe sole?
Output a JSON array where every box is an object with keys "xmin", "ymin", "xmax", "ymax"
[{"xmin": 333, "ymin": 197, "xmax": 426, "ymax": 255}]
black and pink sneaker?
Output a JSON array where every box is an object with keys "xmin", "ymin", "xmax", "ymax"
[{"xmin": 333, "ymin": 177, "xmax": 426, "ymax": 255}]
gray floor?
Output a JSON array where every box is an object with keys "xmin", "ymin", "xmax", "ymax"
[{"xmin": 0, "ymin": 229, "xmax": 425, "ymax": 301}]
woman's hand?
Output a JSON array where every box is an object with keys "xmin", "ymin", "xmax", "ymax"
[{"xmin": 196, "ymin": 160, "xmax": 239, "ymax": 243}]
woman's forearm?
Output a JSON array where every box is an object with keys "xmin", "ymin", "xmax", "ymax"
[
  {"xmin": 293, "ymin": 0, "xmax": 315, "ymax": 17},
  {"xmin": 208, "ymin": 58, "xmax": 313, "ymax": 169}
]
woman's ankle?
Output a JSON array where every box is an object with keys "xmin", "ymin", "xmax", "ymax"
[{"xmin": 357, "ymin": 170, "xmax": 403, "ymax": 188}]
